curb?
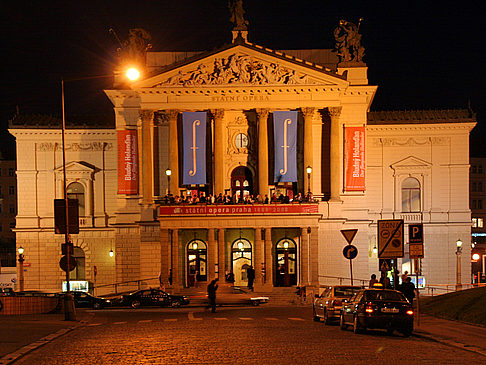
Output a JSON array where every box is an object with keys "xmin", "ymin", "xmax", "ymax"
[
  {"xmin": 0, "ymin": 318, "xmax": 90, "ymax": 365},
  {"xmin": 413, "ymin": 330, "xmax": 486, "ymax": 358}
]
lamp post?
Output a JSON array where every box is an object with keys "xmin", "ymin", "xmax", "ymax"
[
  {"xmin": 456, "ymin": 239, "xmax": 463, "ymax": 291},
  {"xmin": 166, "ymin": 168, "xmax": 172, "ymax": 195},
  {"xmin": 18, "ymin": 247, "xmax": 24, "ymax": 292},
  {"xmin": 306, "ymin": 166, "xmax": 312, "ymax": 198},
  {"xmin": 60, "ymin": 67, "xmax": 141, "ymax": 321}
]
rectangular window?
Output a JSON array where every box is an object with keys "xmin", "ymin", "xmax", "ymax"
[
  {"xmin": 472, "ymin": 165, "xmax": 477, "ymax": 174},
  {"xmin": 472, "ymin": 218, "xmax": 478, "ymax": 227},
  {"xmin": 479, "ymin": 218, "xmax": 484, "ymax": 228},
  {"xmin": 473, "ymin": 200, "xmax": 477, "ymax": 209},
  {"xmin": 8, "ymin": 186, "xmax": 14, "ymax": 195},
  {"xmin": 9, "ymin": 205, "xmax": 15, "ymax": 214},
  {"xmin": 0, "ymin": 204, "xmax": 2, "ymax": 213},
  {"xmin": 472, "ymin": 182, "xmax": 477, "ymax": 192},
  {"xmin": 479, "ymin": 200, "xmax": 483, "ymax": 210},
  {"xmin": 8, "ymin": 168, "xmax": 14, "ymax": 177},
  {"xmin": 479, "ymin": 165, "xmax": 483, "ymax": 174}
]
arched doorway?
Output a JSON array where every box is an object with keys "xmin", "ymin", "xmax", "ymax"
[
  {"xmin": 67, "ymin": 182, "xmax": 85, "ymax": 216},
  {"xmin": 231, "ymin": 166, "xmax": 253, "ymax": 201},
  {"xmin": 231, "ymin": 238, "xmax": 252, "ymax": 286},
  {"xmin": 187, "ymin": 239, "xmax": 207, "ymax": 287},
  {"xmin": 275, "ymin": 238, "xmax": 297, "ymax": 287},
  {"xmin": 70, "ymin": 247, "xmax": 85, "ymax": 281}
]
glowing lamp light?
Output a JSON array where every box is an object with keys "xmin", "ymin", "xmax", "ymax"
[
  {"xmin": 283, "ymin": 241, "xmax": 289, "ymax": 249},
  {"xmin": 18, "ymin": 246, "xmax": 24, "ymax": 255},
  {"xmin": 306, "ymin": 166, "xmax": 312, "ymax": 174},
  {"xmin": 238, "ymin": 241, "xmax": 244, "ymax": 251},
  {"xmin": 192, "ymin": 242, "xmax": 198, "ymax": 250},
  {"xmin": 372, "ymin": 244, "xmax": 378, "ymax": 254},
  {"xmin": 125, "ymin": 67, "xmax": 140, "ymax": 81},
  {"xmin": 456, "ymin": 239, "xmax": 463, "ymax": 248},
  {"xmin": 472, "ymin": 253, "xmax": 480, "ymax": 261},
  {"xmin": 165, "ymin": 168, "xmax": 172, "ymax": 176},
  {"xmin": 109, "ymin": 249, "xmax": 114, "ymax": 257}
]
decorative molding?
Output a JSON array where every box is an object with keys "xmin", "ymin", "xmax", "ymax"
[
  {"xmin": 155, "ymin": 53, "xmax": 317, "ymax": 87},
  {"xmin": 37, "ymin": 142, "xmax": 113, "ymax": 152},
  {"xmin": 328, "ymin": 106, "xmax": 342, "ymax": 118},
  {"xmin": 301, "ymin": 107, "xmax": 316, "ymax": 119},
  {"xmin": 210, "ymin": 109, "xmax": 225, "ymax": 120},
  {"xmin": 255, "ymin": 108, "xmax": 269, "ymax": 120},
  {"xmin": 372, "ymin": 137, "xmax": 450, "ymax": 147}
]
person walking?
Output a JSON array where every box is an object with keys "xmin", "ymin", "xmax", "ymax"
[
  {"xmin": 247, "ymin": 266, "xmax": 255, "ymax": 292},
  {"xmin": 400, "ymin": 277, "xmax": 416, "ymax": 304},
  {"xmin": 369, "ymin": 273, "xmax": 378, "ymax": 288},
  {"xmin": 207, "ymin": 278, "xmax": 219, "ymax": 313}
]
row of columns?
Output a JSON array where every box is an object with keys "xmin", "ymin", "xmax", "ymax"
[
  {"xmin": 160, "ymin": 227, "xmax": 318, "ymax": 291},
  {"xmin": 138, "ymin": 106, "xmax": 342, "ymax": 203}
]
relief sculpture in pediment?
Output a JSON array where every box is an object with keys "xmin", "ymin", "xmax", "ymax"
[{"xmin": 158, "ymin": 54, "xmax": 312, "ymax": 87}]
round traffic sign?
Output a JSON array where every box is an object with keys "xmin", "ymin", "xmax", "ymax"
[
  {"xmin": 59, "ymin": 256, "xmax": 77, "ymax": 272},
  {"xmin": 343, "ymin": 245, "xmax": 358, "ymax": 260}
]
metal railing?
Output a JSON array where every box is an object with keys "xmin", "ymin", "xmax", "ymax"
[
  {"xmin": 94, "ymin": 277, "xmax": 159, "ymax": 296},
  {"xmin": 317, "ymin": 275, "xmax": 368, "ymax": 287}
]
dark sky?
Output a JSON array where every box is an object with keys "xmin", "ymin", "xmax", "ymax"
[{"xmin": 1, "ymin": 0, "xmax": 485, "ymax": 158}]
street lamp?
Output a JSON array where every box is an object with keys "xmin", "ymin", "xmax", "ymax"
[
  {"xmin": 165, "ymin": 168, "xmax": 172, "ymax": 195},
  {"xmin": 60, "ymin": 68, "xmax": 141, "ymax": 321},
  {"xmin": 456, "ymin": 239, "xmax": 463, "ymax": 291},
  {"xmin": 18, "ymin": 247, "xmax": 25, "ymax": 292},
  {"xmin": 306, "ymin": 166, "xmax": 312, "ymax": 198}
]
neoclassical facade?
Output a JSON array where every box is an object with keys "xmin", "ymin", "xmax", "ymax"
[{"xmin": 10, "ymin": 36, "xmax": 475, "ymax": 294}]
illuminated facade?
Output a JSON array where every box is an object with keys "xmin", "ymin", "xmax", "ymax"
[{"xmin": 10, "ymin": 36, "xmax": 476, "ymax": 294}]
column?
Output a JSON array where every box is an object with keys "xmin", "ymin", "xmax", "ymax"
[
  {"xmin": 217, "ymin": 229, "xmax": 226, "ymax": 282},
  {"xmin": 167, "ymin": 110, "xmax": 179, "ymax": 196},
  {"xmin": 256, "ymin": 109, "xmax": 269, "ymax": 198},
  {"xmin": 160, "ymin": 229, "xmax": 170, "ymax": 287},
  {"xmin": 301, "ymin": 227, "xmax": 309, "ymax": 286},
  {"xmin": 302, "ymin": 108, "xmax": 315, "ymax": 194},
  {"xmin": 171, "ymin": 229, "xmax": 180, "ymax": 290},
  {"xmin": 309, "ymin": 227, "xmax": 319, "ymax": 286},
  {"xmin": 152, "ymin": 117, "xmax": 160, "ymax": 198},
  {"xmin": 254, "ymin": 228, "xmax": 264, "ymax": 290},
  {"xmin": 328, "ymin": 107, "xmax": 342, "ymax": 201},
  {"xmin": 208, "ymin": 228, "xmax": 216, "ymax": 281},
  {"xmin": 140, "ymin": 110, "xmax": 154, "ymax": 205},
  {"xmin": 264, "ymin": 228, "xmax": 273, "ymax": 288},
  {"xmin": 212, "ymin": 109, "xmax": 225, "ymax": 195}
]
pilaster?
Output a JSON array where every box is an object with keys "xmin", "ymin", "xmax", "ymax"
[
  {"xmin": 256, "ymin": 109, "xmax": 269, "ymax": 198},
  {"xmin": 212, "ymin": 109, "xmax": 225, "ymax": 195},
  {"xmin": 328, "ymin": 107, "xmax": 342, "ymax": 201}
]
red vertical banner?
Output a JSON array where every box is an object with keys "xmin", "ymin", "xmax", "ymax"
[
  {"xmin": 345, "ymin": 126, "xmax": 366, "ymax": 191},
  {"xmin": 117, "ymin": 130, "xmax": 138, "ymax": 194}
]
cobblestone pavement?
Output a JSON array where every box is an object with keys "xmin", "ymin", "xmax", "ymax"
[{"xmin": 14, "ymin": 306, "xmax": 486, "ymax": 364}]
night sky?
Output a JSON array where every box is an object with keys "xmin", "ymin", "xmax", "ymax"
[{"xmin": 1, "ymin": 0, "xmax": 485, "ymax": 158}]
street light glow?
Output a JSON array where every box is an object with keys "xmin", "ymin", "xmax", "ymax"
[
  {"xmin": 472, "ymin": 253, "xmax": 480, "ymax": 261},
  {"xmin": 126, "ymin": 67, "xmax": 141, "ymax": 81},
  {"xmin": 18, "ymin": 246, "xmax": 24, "ymax": 255}
]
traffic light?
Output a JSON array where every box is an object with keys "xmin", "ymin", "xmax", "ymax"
[{"xmin": 54, "ymin": 199, "xmax": 79, "ymax": 234}]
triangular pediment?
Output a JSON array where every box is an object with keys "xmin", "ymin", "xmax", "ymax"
[
  {"xmin": 54, "ymin": 161, "xmax": 96, "ymax": 173},
  {"xmin": 391, "ymin": 156, "xmax": 431, "ymax": 170},
  {"xmin": 134, "ymin": 44, "xmax": 348, "ymax": 89}
]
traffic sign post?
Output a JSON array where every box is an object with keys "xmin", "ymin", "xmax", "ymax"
[
  {"xmin": 341, "ymin": 229, "xmax": 358, "ymax": 286},
  {"xmin": 378, "ymin": 220, "xmax": 404, "ymax": 258}
]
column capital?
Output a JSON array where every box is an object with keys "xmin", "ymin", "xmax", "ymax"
[
  {"xmin": 327, "ymin": 106, "xmax": 342, "ymax": 118},
  {"xmin": 255, "ymin": 108, "xmax": 269, "ymax": 119},
  {"xmin": 140, "ymin": 109, "xmax": 154, "ymax": 121},
  {"xmin": 210, "ymin": 109, "xmax": 225, "ymax": 120},
  {"xmin": 301, "ymin": 107, "xmax": 316, "ymax": 119}
]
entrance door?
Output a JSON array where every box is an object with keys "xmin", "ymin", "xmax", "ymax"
[
  {"xmin": 187, "ymin": 239, "xmax": 207, "ymax": 287},
  {"xmin": 275, "ymin": 238, "xmax": 297, "ymax": 287},
  {"xmin": 231, "ymin": 166, "xmax": 253, "ymax": 202},
  {"xmin": 231, "ymin": 238, "xmax": 252, "ymax": 286}
]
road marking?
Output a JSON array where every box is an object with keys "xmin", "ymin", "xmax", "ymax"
[
  {"xmin": 214, "ymin": 318, "xmax": 228, "ymax": 320},
  {"xmin": 88, "ymin": 323, "xmax": 103, "ymax": 326},
  {"xmin": 164, "ymin": 318, "xmax": 177, "ymax": 322},
  {"xmin": 113, "ymin": 321, "xmax": 127, "ymax": 325},
  {"xmin": 239, "ymin": 317, "xmax": 253, "ymax": 321},
  {"xmin": 138, "ymin": 320, "xmax": 152, "ymax": 323},
  {"xmin": 288, "ymin": 317, "xmax": 305, "ymax": 321},
  {"xmin": 188, "ymin": 312, "xmax": 202, "ymax": 321},
  {"xmin": 265, "ymin": 317, "xmax": 279, "ymax": 321}
]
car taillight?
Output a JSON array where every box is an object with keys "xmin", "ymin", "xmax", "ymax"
[
  {"xmin": 365, "ymin": 303, "xmax": 373, "ymax": 313},
  {"xmin": 406, "ymin": 309, "xmax": 414, "ymax": 315}
]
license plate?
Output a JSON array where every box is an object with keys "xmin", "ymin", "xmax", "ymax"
[{"xmin": 381, "ymin": 308, "xmax": 399, "ymax": 313}]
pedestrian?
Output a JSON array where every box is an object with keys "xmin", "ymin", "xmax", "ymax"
[
  {"xmin": 400, "ymin": 277, "xmax": 416, "ymax": 304},
  {"xmin": 247, "ymin": 265, "xmax": 255, "ymax": 291},
  {"xmin": 379, "ymin": 272, "xmax": 390, "ymax": 288},
  {"xmin": 207, "ymin": 278, "xmax": 219, "ymax": 313},
  {"xmin": 401, "ymin": 270, "xmax": 409, "ymax": 283},
  {"xmin": 369, "ymin": 273, "xmax": 378, "ymax": 288}
]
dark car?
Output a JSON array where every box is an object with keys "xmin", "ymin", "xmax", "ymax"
[
  {"xmin": 122, "ymin": 288, "xmax": 189, "ymax": 309},
  {"xmin": 213, "ymin": 285, "xmax": 269, "ymax": 306},
  {"xmin": 313, "ymin": 285, "xmax": 361, "ymax": 324},
  {"xmin": 340, "ymin": 288, "xmax": 414, "ymax": 336},
  {"xmin": 72, "ymin": 291, "xmax": 112, "ymax": 309}
]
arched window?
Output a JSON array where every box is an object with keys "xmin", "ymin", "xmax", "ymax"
[
  {"xmin": 187, "ymin": 239, "xmax": 207, "ymax": 285},
  {"xmin": 67, "ymin": 182, "xmax": 85, "ymax": 216},
  {"xmin": 402, "ymin": 177, "xmax": 421, "ymax": 212}
]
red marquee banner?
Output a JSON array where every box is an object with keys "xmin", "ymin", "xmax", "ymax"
[
  {"xmin": 159, "ymin": 204, "xmax": 319, "ymax": 216},
  {"xmin": 345, "ymin": 126, "xmax": 366, "ymax": 191},
  {"xmin": 117, "ymin": 130, "xmax": 138, "ymax": 194}
]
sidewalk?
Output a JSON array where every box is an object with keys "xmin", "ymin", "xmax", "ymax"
[
  {"xmin": 414, "ymin": 314, "xmax": 486, "ymax": 357},
  {"xmin": 0, "ymin": 312, "xmax": 90, "ymax": 365}
]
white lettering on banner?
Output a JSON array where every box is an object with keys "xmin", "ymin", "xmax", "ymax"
[{"xmin": 211, "ymin": 95, "xmax": 271, "ymax": 102}]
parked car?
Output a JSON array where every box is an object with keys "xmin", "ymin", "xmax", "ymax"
[
  {"xmin": 213, "ymin": 285, "xmax": 269, "ymax": 306},
  {"xmin": 313, "ymin": 285, "xmax": 362, "ymax": 324},
  {"xmin": 340, "ymin": 288, "xmax": 414, "ymax": 336},
  {"xmin": 121, "ymin": 289, "xmax": 189, "ymax": 309},
  {"xmin": 72, "ymin": 291, "xmax": 112, "ymax": 309}
]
